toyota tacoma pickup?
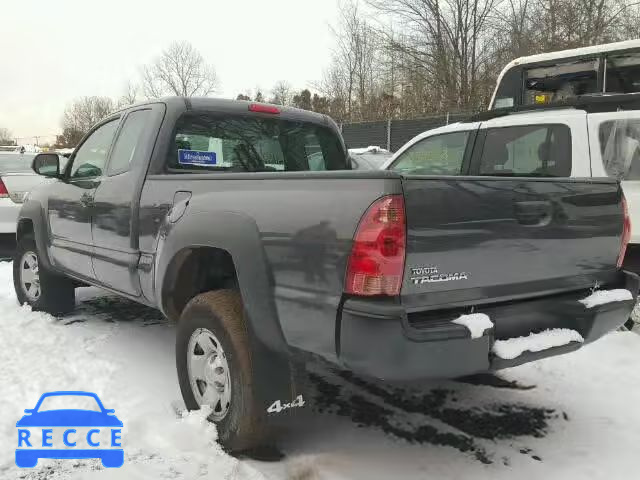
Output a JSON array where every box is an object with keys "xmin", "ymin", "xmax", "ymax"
[{"xmin": 14, "ymin": 97, "xmax": 639, "ymax": 453}]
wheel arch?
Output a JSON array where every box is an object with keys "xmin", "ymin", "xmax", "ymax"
[
  {"xmin": 16, "ymin": 200, "xmax": 53, "ymax": 269},
  {"xmin": 156, "ymin": 210, "xmax": 294, "ymax": 412}
]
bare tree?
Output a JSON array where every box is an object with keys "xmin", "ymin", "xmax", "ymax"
[
  {"xmin": 270, "ymin": 80, "xmax": 293, "ymax": 105},
  {"xmin": 142, "ymin": 41, "xmax": 219, "ymax": 98},
  {"xmin": 314, "ymin": 1, "xmax": 384, "ymax": 121},
  {"xmin": 61, "ymin": 96, "xmax": 115, "ymax": 138},
  {"xmin": 310, "ymin": 0, "xmax": 640, "ymax": 123},
  {"xmin": 118, "ymin": 81, "xmax": 139, "ymax": 108}
]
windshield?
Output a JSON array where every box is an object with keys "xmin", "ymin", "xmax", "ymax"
[
  {"xmin": 390, "ymin": 131, "xmax": 470, "ymax": 175},
  {"xmin": 37, "ymin": 394, "xmax": 102, "ymax": 412},
  {"xmin": 0, "ymin": 153, "xmax": 35, "ymax": 173}
]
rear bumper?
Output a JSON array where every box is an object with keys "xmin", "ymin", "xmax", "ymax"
[
  {"xmin": 0, "ymin": 197, "xmax": 20, "ymax": 233},
  {"xmin": 338, "ymin": 271, "xmax": 639, "ymax": 381}
]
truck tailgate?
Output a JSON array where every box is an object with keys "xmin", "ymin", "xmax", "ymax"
[
  {"xmin": 401, "ymin": 176, "xmax": 624, "ymax": 312},
  {"xmin": 0, "ymin": 173, "xmax": 46, "ymax": 204}
]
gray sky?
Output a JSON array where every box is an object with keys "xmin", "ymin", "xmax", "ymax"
[{"xmin": 0, "ymin": 0, "xmax": 339, "ymax": 140}]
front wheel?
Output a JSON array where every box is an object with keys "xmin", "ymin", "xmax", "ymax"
[
  {"xmin": 13, "ymin": 235, "xmax": 75, "ymax": 315},
  {"xmin": 176, "ymin": 290, "xmax": 267, "ymax": 452}
]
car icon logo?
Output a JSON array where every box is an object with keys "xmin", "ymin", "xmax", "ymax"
[{"xmin": 15, "ymin": 391, "xmax": 123, "ymax": 468}]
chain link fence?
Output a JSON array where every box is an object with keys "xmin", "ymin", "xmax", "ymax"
[{"xmin": 341, "ymin": 111, "xmax": 474, "ymax": 152}]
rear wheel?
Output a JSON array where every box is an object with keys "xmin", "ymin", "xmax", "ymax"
[
  {"xmin": 13, "ymin": 235, "xmax": 75, "ymax": 315},
  {"xmin": 176, "ymin": 290, "xmax": 267, "ymax": 452}
]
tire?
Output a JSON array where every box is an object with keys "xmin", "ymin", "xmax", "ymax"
[
  {"xmin": 13, "ymin": 235, "xmax": 75, "ymax": 315},
  {"xmin": 176, "ymin": 290, "xmax": 267, "ymax": 452}
]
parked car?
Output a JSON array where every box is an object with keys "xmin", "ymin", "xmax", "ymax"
[
  {"xmin": 382, "ymin": 94, "xmax": 640, "ymax": 272},
  {"xmin": 0, "ymin": 153, "xmax": 48, "ymax": 237},
  {"xmin": 487, "ymin": 41, "xmax": 640, "ymax": 275},
  {"xmin": 15, "ymin": 97, "xmax": 637, "ymax": 454},
  {"xmin": 349, "ymin": 146, "xmax": 392, "ymax": 169}
]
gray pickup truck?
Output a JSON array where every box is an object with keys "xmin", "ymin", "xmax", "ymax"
[{"xmin": 14, "ymin": 97, "xmax": 638, "ymax": 453}]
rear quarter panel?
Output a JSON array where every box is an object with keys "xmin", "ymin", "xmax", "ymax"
[{"xmin": 139, "ymin": 172, "xmax": 402, "ymax": 361}]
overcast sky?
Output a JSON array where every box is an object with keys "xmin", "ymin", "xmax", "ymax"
[{"xmin": 0, "ymin": 0, "xmax": 340, "ymax": 141}]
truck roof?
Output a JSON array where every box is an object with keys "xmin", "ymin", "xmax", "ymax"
[{"xmin": 114, "ymin": 96, "xmax": 329, "ymax": 125}]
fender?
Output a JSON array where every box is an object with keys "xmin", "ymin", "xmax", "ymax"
[
  {"xmin": 16, "ymin": 199, "xmax": 54, "ymax": 271},
  {"xmin": 155, "ymin": 209, "xmax": 296, "ymax": 412}
]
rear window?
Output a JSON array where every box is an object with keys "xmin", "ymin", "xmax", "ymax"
[
  {"xmin": 524, "ymin": 59, "xmax": 599, "ymax": 105},
  {"xmin": 479, "ymin": 124, "xmax": 571, "ymax": 177},
  {"xmin": 599, "ymin": 119, "xmax": 640, "ymax": 180},
  {"xmin": 167, "ymin": 113, "xmax": 347, "ymax": 172}
]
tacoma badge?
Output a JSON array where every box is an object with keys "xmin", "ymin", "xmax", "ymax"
[{"xmin": 410, "ymin": 266, "xmax": 469, "ymax": 285}]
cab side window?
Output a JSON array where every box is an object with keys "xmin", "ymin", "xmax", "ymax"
[
  {"xmin": 389, "ymin": 131, "xmax": 470, "ymax": 175},
  {"xmin": 599, "ymin": 119, "xmax": 640, "ymax": 180},
  {"xmin": 478, "ymin": 124, "xmax": 571, "ymax": 177},
  {"xmin": 69, "ymin": 120, "xmax": 119, "ymax": 180}
]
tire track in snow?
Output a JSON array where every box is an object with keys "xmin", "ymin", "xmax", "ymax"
[{"xmin": 305, "ymin": 361, "xmax": 560, "ymax": 464}]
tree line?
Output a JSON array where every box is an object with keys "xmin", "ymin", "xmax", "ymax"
[
  {"xmin": 313, "ymin": 0, "xmax": 640, "ymax": 123},
  {"xmin": 55, "ymin": 0, "xmax": 640, "ymax": 147}
]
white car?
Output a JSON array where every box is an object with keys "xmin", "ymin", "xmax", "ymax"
[
  {"xmin": 381, "ymin": 98, "xmax": 640, "ymax": 270},
  {"xmin": 349, "ymin": 146, "xmax": 393, "ymax": 170},
  {"xmin": 0, "ymin": 153, "xmax": 48, "ymax": 235}
]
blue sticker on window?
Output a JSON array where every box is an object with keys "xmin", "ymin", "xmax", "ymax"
[{"xmin": 178, "ymin": 149, "xmax": 217, "ymax": 166}]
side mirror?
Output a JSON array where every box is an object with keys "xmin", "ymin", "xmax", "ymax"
[
  {"xmin": 32, "ymin": 153, "xmax": 60, "ymax": 177},
  {"xmin": 23, "ymin": 409, "xmax": 34, "ymax": 414}
]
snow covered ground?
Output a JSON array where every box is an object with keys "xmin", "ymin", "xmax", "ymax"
[{"xmin": 1, "ymin": 260, "xmax": 640, "ymax": 479}]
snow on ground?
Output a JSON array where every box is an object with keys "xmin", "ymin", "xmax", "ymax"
[
  {"xmin": 579, "ymin": 288, "xmax": 633, "ymax": 308},
  {"xmin": 0, "ymin": 263, "xmax": 262, "ymax": 480},
  {"xmin": 452, "ymin": 313, "xmax": 493, "ymax": 339},
  {"xmin": 492, "ymin": 329, "xmax": 584, "ymax": 360},
  {"xmin": 1, "ymin": 261, "xmax": 640, "ymax": 479}
]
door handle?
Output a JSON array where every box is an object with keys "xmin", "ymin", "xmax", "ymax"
[
  {"xmin": 514, "ymin": 200, "xmax": 553, "ymax": 226},
  {"xmin": 80, "ymin": 193, "xmax": 94, "ymax": 208}
]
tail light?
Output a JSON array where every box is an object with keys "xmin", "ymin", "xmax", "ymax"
[
  {"xmin": 618, "ymin": 196, "xmax": 631, "ymax": 269},
  {"xmin": 345, "ymin": 195, "xmax": 406, "ymax": 296},
  {"xmin": 0, "ymin": 179, "xmax": 8, "ymax": 198}
]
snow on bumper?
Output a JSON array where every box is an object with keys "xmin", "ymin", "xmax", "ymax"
[
  {"xmin": 339, "ymin": 271, "xmax": 639, "ymax": 381},
  {"xmin": 579, "ymin": 289, "xmax": 634, "ymax": 308},
  {"xmin": 492, "ymin": 328, "xmax": 584, "ymax": 360}
]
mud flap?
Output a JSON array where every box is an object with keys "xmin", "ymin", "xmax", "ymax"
[{"xmin": 246, "ymin": 333, "xmax": 304, "ymax": 424}]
